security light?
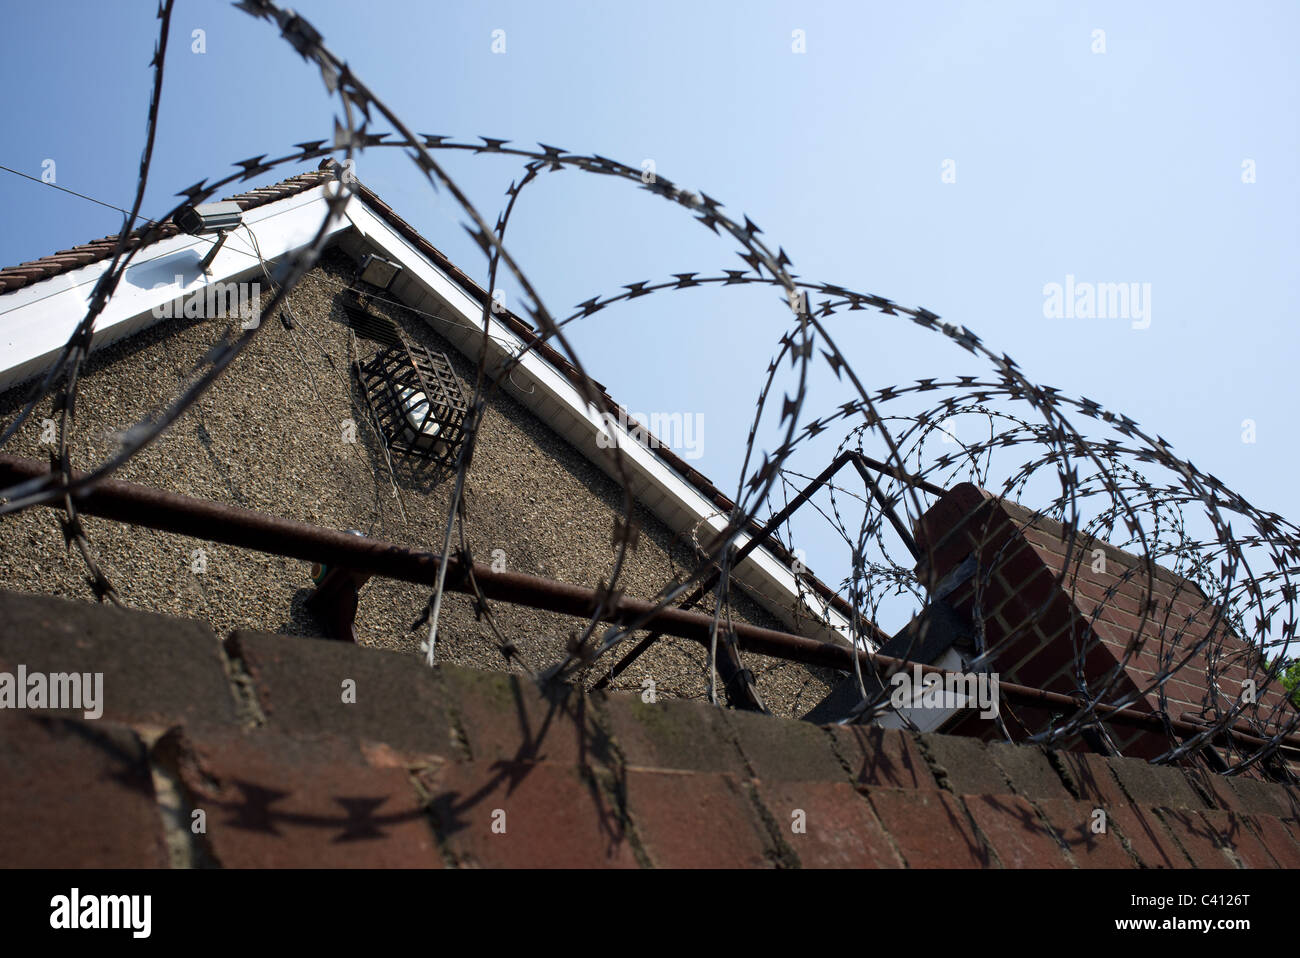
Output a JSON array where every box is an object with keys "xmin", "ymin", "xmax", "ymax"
[
  {"xmin": 359, "ymin": 253, "xmax": 401, "ymax": 289},
  {"xmin": 395, "ymin": 385, "xmax": 450, "ymax": 457}
]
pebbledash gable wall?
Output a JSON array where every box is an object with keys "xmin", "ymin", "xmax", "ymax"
[
  {"xmin": 1, "ymin": 588, "xmax": 1297, "ymax": 869},
  {"xmin": 913, "ymin": 483, "xmax": 1296, "ymax": 771},
  {"xmin": 0, "ymin": 245, "xmax": 834, "ymax": 717}
]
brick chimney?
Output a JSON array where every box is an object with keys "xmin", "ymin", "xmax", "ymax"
[{"xmin": 913, "ymin": 483, "xmax": 1294, "ymax": 774}]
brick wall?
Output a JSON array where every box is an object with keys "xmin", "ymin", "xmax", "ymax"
[
  {"xmin": 915, "ymin": 483, "xmax": 1296, "ymax": 767},
  {"xmin": 1, "ymin": 588, "xmax": 1296, "ymax": 868}
]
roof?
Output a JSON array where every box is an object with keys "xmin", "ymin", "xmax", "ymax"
[{"xmin": 0, "ymin": 169, "xmax": 335, "ymax": 294}]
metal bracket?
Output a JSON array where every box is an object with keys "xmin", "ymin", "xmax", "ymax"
[{"xmin": 198, "ymin": 229, "xmax": 230, "ymax": 275}]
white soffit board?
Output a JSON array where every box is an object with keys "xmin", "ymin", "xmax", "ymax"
[
  {"xmin": 343, "ymin": 197, "xmax": 854, "ymax": 645},
  {"xmin": 0, "ymin": 184, "xmax": 347, "ymax": 393}
]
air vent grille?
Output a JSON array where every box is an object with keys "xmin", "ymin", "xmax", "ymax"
[{"xmin": 340, "ymin": 304, "xmax": 402, "ymax": 347}]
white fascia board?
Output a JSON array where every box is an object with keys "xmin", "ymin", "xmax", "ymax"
[
  {"xmin": 0, "ymin": 185, "xmax": 348, "ymax": 393},
  {"xmin": 343, "ymin": 197, "xmax": 854, "ymax": 646}
]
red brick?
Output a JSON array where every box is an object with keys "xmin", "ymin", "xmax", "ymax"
[
  {"xmin": 226, "ymin": 631, "xmax": 457, "ymax": 760},
  {"xmin": 865, "ymin": 787, "xmax": 992, "ymax": 867},
  {"xmin": 722, "ymin": 709, "xmax": 846, "ymax": 782},
  {"xmin": 988, "ymin": 742, "xmax": 1073, "ymax": 800},
  {"xmin": 0, "ymin": 588, "xmax": 237, "ymax": 730},
  {"xmin": 755, "ymin": 781, "xmax": 903, "ymax": 868},
  {"xmin": 963, "ymin": 794, "xmax": 1072, "ymax": 868},
  {"xmin": 985, "ymin": 616, "xmax": 1043, "ymax": 665},
  {"xmin": 1105, "ymin": 757, "xmax": 1205, "ymax": 810},
  {"xmin": 443, "ymin": 666, "xmax": 610, "ymax": 768},
  {"xmin": 1097, "ymin": 605, "xmax": 1161, "ymax": 640},
  {"xmin": 1075, "ymin": 577, "xmax": 1144, "ymax": 616},
  {"xmin": 1002, "ymin": 563, "xmax": 1068, "ymax": 619},
  {"xmin": 1108, "ymin": 635, "xmax": 1164, "ymax": 668},
  {"xmin": 1035, "ymin": 798, "xmax": 1137, "ymax": 867},
  {"xmin": 1159, "ymin": 808, "xmax": 1237, "ymax": 868},
  {"xmin": 0, "ymin": 715, "xmax": 167, "ymax": 867},
  {"xmin": 999, "ymin": 703, "xmax": 1063, "ymax": 741},
  {"xmin": 161, "ymin": 726, "xmax": 442, "ymax": 868},
  {"xmin": 914, "ymin": 483, "xmax": 989, "ymax": 563},
  {"xmin": 1021, "ymin": 524, "xmax": 1068, "ymax": 557},
  {"xmin": 1170, "ymin": 596, "xmax": 1215, "ymax": 626},
  {"xmin": 599, "ymin": 693, "xmax": 747, "ymax": 775},
  {"xmin": 1196, "ymin": 811, "xmax": 1282, "ymax": 868},
  {"xmin": 1031, "ymin": 544, "xmax": 1069, "ymax": 577},
  {"xmin": 1226, "ymin": 777, "xmax": 1298, "ymax": 818},
  {"xmin": 826, "ymin": 725, "xmax": 937, "ymax": 790},
  {"xmin": 1075, "ymin": 640, "xmax": 1130, "ymax": 688},
  {"xmin": 963, "ymin": 503, "xmax": 1019, "ymax": 554},
  {"xmin": 1108, "ymin": 804, "xmax": 1189, "ymax": 868},
  {"xmin": 1154, "ymin": 679, "xmax": 1209, "ymax": 708},
  {"xmin": 918, "ymin": 532, "xmax": 976, "ymax": 585},
  {"xmin": 973, "ymin": 612, "xmax": 1020, "ymax": 658},
  {"xmin": 1056, "ymin": 751, "xmax": 1129, "ymax": 807},
  {"xmin": 626, "ymin": 770, "xmax": 774, "ymax": 868},
  {"xmin": 423, "ymin": 760, "xmax": 635, "ymax": 868},
  {"xmin": 991, "ymin": 628, "xmax": 1058, "ymax": 684},
  {"xmin": 1249, "ymin": 815, "xmax": 1300, "ymax": 867},
  {"xmin": 992, "ymin": 539, "xmax": 1055, "ymax": 594},
  {"xmin": 921, "ymin": 734, "xmax": 1009, "ymax": 795},
  {"xmin": 1114, "ymin": 731, "xmax": 1177, "ymax": 762}
]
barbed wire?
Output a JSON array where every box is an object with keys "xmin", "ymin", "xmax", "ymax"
[{"xmin": 0, "ymin": 0, "xmax": 1295, "ymax": 783}]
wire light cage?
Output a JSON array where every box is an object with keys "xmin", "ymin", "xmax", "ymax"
[{"xmin": 355, "ymin": 335, "xmax": 469, "ymax": 474}]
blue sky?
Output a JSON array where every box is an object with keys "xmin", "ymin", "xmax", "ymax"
[{"xmin": 1, "ymin": 1, "xmax": 1296, "ymax": 619}]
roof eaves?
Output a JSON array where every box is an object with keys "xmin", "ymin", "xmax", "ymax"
[{"xmin": 0, "ymin": 168, "xmax": 335, "ymax": 295}]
